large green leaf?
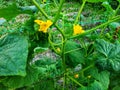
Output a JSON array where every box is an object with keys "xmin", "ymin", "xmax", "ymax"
[
  {"xmin": 65, "ymin": 40, "xmax": 85, "ymax": 67},
  {"xmin": 88, "ymin": 81, "xmax": 103, "ymax": 90},
  {"xmin": 95, "ymin": 39, "xmax": 120, "ymax": 71},
  {"xmin": 88, "ymin": 68, "xmax": 110, "ymax": 90},
  {"xmin": 0, "ymin": 84, "xmax": 8, "ymax": 90},
  {"xmin": 1, "ymin": 66, "xmax": 40, "ymax": 89},
  {"xmin": 109, "ymin": 72, "xmax": 120, "ymax": 90},
  {"xmin": 78, "ymin": 68, "xmax": 109, "ymax": 90},
  {"xmin": 1, "ymin": 57, "xmax": 58, "ymax": 89},
  {"xmin": 0, "ymin": 33, "xmax": 28, "ymax": 76}
]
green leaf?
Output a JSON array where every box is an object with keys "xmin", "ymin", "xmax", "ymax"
[
  {"xmin": 109, "ymin": 72, "xmax": 120, "ymax": 90},
  {"xmin": 88, "ymin": 68, "xmax": 110, "ymax": 90},
  {"xmin": 34, "ymin": 79, "xmax": 55, "ymax": 90},
  {"xmin": 88, "ymin": 81, "xmax": 104, "ymax": 90},
  {"xmin": 78, "ymin": 67, "xmax": 110, "ymax": 89},
  {"xmin": 0, "ymin": 84, "xmax": 8, "ymax": 90},
  {"xmin": 1, "ymin": 57, "xmax": 58, "ymax": 89},
  {"xmin": 65, "ymin": 40, "xmax": 85, "ymax": 67},
  {"xmin": 0, "ymin": 33, "xmax": 28, "ymax": 76},
  {"xmin": 86, "ymin": 0, "xmax": 107, "ymax": 3},
  {"xmin": 78, "ymin": 80, "xmax": 103, "ymax": 90},
  {"xmin": 33, "ymin": 56, "xmax": 60, "ymax": 78},
  {"xmin": 1, "ymin": 66, "xmax": 41, "ymax": 89},
  {"xmin": 102, "ymin": 1, "xmax": 115, "ymax": 15},
  {"xmin": 95, "ymin": 39, "xmax": 120, "ymax": 71},
  {"xmin": 0, "ymin": 3, "xmax": 33, "ymax": 20}
]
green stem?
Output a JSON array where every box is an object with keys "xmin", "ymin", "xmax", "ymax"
[
  {"xmin": 62, "ymin": 40, "xmax": 66, "ymax": 90},
  {"xmin": 80, "ymin": 64, "xmax": 94, "ymax": 73},
  {"xmin": 62, "ymin": 42, "xmax": 66, "ymax": 71},
  {"xmin": 55, "ymin": 24, "xmax": 65, "ymax": 39},
  {"xmin": 53, "ymin": 0, "xmax": 65, "ymax": 24},
  {"xmin": 67, "ymin": 75, "xmax": 84, "ymax": 88},
  {"xmin": 52, "ymin": 0, "xmax": 58, "ymax": 7},
  {"xmin": 74, "ymin": 0, "xmax": 87, "ymax": 24},
  {"xmin": 49, "ymin": 42, "xmax": 62, "ymax": 46},
  {"xmin": 70, "ymin": 15, "xmax": 120, "ymax": 39},
  {"xmin": 64, "ymin": 48, "xmax": 82, "ymax": 54},
  {"xmin": 32, "ymin": 0, "xmax": 49, "ymax": 19},
  {"xmin": 60, "ymin": 31, "xmax": 67, "ymax": 90},
  {"xmin": 114, "ymin": 4, "xmax": 120, "ymax": 16},
  {"xmin": 48, "ymin": 32, "xmax": 61, "ymax": 55},
  {"xmin": 100, "ymin": 25, "xmax": 107, "ymax": 35}
]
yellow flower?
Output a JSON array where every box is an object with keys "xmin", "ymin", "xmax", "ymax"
[
  {"xmin": 74, "ymin": 74, "xmax": 79, "ymax": 78},
  {"xmin": 34, "ymin": 20, "xmax": 53, "ymax": 33},
  {"xmin": 73, "ymin": 24, "xmax": 85, "ymax": 35},
  {"xmin": 34, "ymin": 20, "xmax": 43, "ymax": 25}
]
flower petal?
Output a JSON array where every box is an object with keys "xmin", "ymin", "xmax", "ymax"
[
  {"xmin": 34, "ymin": 20, "xmax": 44, "ymax": 25},
  {"xmin": 73, "ymin": 24, "xmax": 84, "ymax": 35}
]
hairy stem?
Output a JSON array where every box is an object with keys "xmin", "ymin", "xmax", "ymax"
[
  {"xmin": 67, "ymin": 75, "xmax": 85, "ymax": 88},
  {"xmin": 32, "ymin": 0, "xmax": 49, "ymax": 19},
  {"xmin": 52, "ymin": 0, "xmax": 58, "ymax": 7},
  {"xmin": 74, "ymin": 0, "xmax": 87, "ymax": 24},
  {"xmin": 53, "ymin": 0, "xmax": 65, "ymax": 24}
]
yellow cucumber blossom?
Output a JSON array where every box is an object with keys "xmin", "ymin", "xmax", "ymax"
[
  {"xmin": 73, "ymin": 24, "xmax": 85, "ymax": 35},
  {"xmin": 34, "ymin": 20, "xmax": 53, "ymax": 33},
  {"xmin": 34, "ymin": 20, "xmax": 43, "ymax": 25}
]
